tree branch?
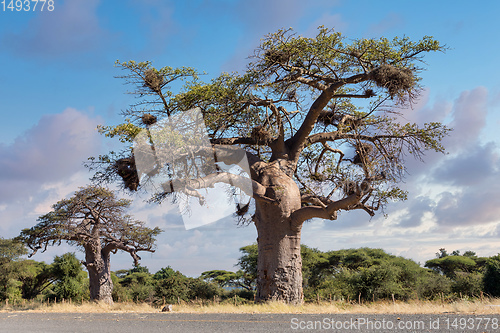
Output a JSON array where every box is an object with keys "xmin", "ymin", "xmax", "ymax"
[
  {"xmin": 292, "ymin": 177, "xmax": 379, "ymax": 227},
  {"xmin": 210, "ymin": 137, "xmax": 259, "ymax": 145},
  {"xmin": 160, "ymin": 171, "xmax": 277, "ymax": 205},
  {"xmin": 288, "ymin": 72, "xmax": 372, "ymax": 164},
  {"xmin": 291, "ymin": 193, "xmax": 359, "ymax": 227}
]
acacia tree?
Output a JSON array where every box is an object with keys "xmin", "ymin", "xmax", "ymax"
[
  {"xmin": 89, "ymin": 28, "xmax": 449, "ymax": 303},
  {"xmin": 17, "ymin": 186, "xmax": 161, "ymax": 304}
]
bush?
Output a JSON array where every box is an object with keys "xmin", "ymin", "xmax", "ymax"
[
  {"xmin": 113, "ymin": 271, "xmax": 155, "ymax": 302},
  {"xmin": 51, "ymin": 253, "xmax": 88, "ymax": 301},
  {"xmin": 153, "ymin": 266, "xmax": 177, "ymax": 281},
  {"xmin": 188, "ymin": 278, "xmax": 222, "ymax": 300},
  {"xmin": 154, "ymin": 273, "xmax": 192, "ymax": 304},
  {"xmin": 304, "ymin": 248, "xmax": 431, "ymax": 302},
  {"xmin": 451, "ymin": 272, "xmax": 483, "ymax": 297},
  {"xmin": 483, "ymin": 255, "xmax": 500, "ymax": 297},
  {"xmin": 416, "ymin": 271, "xmax": 451, "ymax": 299},
  {"xmin": 221, "ymin": 287, "xmax": 255, "ymax": 302}
]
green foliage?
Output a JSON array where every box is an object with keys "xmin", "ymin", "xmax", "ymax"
[
  {"xmin": 483, "ymin": 254, "xmax": 500, "ymax": 297},
  {"xmin": 451, "ymin": 272, "xmax": 483, "ymax": 297},
  {"xmin": 153, "ymin": 271, "xmax": 192, "ymax": 304},
  {"xmin": 235, "ymin": 245, "xmax": 258, "ymax": 290},
  {"xmin": 463, "ymin": 251, "xmax": 477, "ymax": 258},
  {"xmin": 111, "ymin": 265, "xmax": 224, "ymax": 304},
  {"xmin": 17, "ymin": 260, "xmax": 55, "ymax": 299},
  {"xmin": 0, "ymin": 260, "xmax": 25, "ymax": 301},
  {"xmin": 51, "ymin": 253, "xmax": 87, "ymax": 301},
  {"xmin": 425, "ymin": 255, "xmax": 478, "ymax": 278},
  {"xmin": 301, "ymin": 246, "xmax": 329, "ymax": 286},
  {"xmin": 416, "ymin": 271, "xmax": 451, "ymax": 299},
  {"xmin": 97, "ymin": 121, "xmax": 142, "ymax": 144},
  {"xmin": 154, "ymin": 273, "xmax": 222, "ymax": 304},
  {"xmin": 0, "ymin": 238, "xmax": 28, "ymax": 261},
  {"xmin": 303, "ymin": 248, "xmax": 430, "ymax": 301},
  {"xmin": 422, "ymin": 249, "xmax": 491, "ymax": 298},
  {"xmin": 233, "ymin": 244, "xmax": 491, "ymax": 301},
  {"xmin": 201, "ymin": 270, "xmax": 239, "ymax": 288},
  {"xmin": 112, "ymin": 266, "xmax": 155, "ymax": 302},
  {"xmin": 153, "ymin": 266, "xmax": 177, "ymax": 280},
  {"xmin": 0, "ymin": 252, "xmax": 89, "ymax": 301},
  {"xmin": 129, "ymin": 264, "xmax": 150, "ymax": 274},
  {"xmin": 0, "ymin": 238, "xmax": 30, "ymax": 300},
  {"xmin": 187, "ymin": 278, "xmax": 221, "ymax": 300},
  {"xmin": 52, "ymin": 253, "xmax": 84, "ymax": 278},
  {"xmin": 119, "ymin": 272, "xmax": 155, "ymax": 302},
  {"xmin": 1, "ymin": 245, "xmax": 495, "ymax": 303}
]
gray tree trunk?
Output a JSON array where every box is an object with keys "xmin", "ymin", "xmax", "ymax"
[
  {"xmin": 254, "ymin": 165, "xmax": 304, "ymax": 303},
  {"xmin": 85, "ymin": 243, "xmax": 113, "ymax": 304}
]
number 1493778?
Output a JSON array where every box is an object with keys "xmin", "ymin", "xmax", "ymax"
[{"xmin": 1, "ymin": 0, "xmax": 54, "ymax": 12}]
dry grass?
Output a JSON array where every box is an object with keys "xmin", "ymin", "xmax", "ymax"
[
  {"xmin": 172, "ymin": 299, "xmax": 500, "ymax": 315},
  {"xmin": 0, "ymin": 300, "xmax": 158, "ymax": 313},
  {"xmin": 2, "ymin": 299, "xmax": 500, "ymax": 314}
]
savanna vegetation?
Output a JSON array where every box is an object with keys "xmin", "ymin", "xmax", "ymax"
[
  {"xmin": 2, "ymin": 236, "xmax": 500, "ymax": 309},
  {"xmin": 16, "ymin": 186, "xmax": 162, "ymax": 304}
]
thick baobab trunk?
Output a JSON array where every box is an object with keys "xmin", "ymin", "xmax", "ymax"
[
  {"xmin": 254, "ymin": 164, "xmax": 304, "ymax": 303},
  {"xmin": 84, "ymin": 244, "xmax": 113, "ymax": 304}
]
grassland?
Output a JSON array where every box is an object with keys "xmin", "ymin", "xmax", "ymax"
[{"xmin": 2, "ymin": 299, "xmax": 500, "ymax": 315}]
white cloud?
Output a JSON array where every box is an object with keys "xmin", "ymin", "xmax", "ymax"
[
  {"xmin": 0, "ymin": 108, "xmax": 102, "ymax": 203},
  {"xmin": 0, "ymin": 108, "xmax": 101, "ymax": 238}
]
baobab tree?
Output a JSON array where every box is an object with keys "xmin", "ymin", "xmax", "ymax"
[
  {"xmin": 17, "ymin": 186, "xmax": 161, "ymax": 304},
  {"xmin": 89, "ymin": 27, "xmax": 449, "ymax": 303}
]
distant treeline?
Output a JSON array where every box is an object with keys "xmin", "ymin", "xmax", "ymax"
[{"xmin": 1, "ymin": 238, "xmax": 500, "ymax": 303}]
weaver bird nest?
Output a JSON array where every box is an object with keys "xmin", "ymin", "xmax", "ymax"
[
  {"xmin": 264, "ymin": 49, "xmax": 290, "ymax": 66},
  {"xmin": 141, "ymin": 113, "xmax": 157, "ymax": 126},
  {"xmin": 144, "ymin": 69, "xmax": 163, "ymax": 92},
  {"xmin": 113, "ymin": 157, "xmax": 139, "ymax": 191},
  {"xmin": 371, "ymin": 64, "xmax": 414, "ymax": 98},
  {"xmin": 251, "ymin": 125, "xmax": 272, "ymax": 143}
]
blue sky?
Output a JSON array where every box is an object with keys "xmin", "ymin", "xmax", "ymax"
[{"xmin": 1, "ymin": 0, "xmax": 499, "ymax": 276}]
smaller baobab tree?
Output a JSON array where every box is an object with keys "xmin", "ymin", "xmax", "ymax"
[{"xmin": 17, "ymin": 186, "xmax": 162, "ymax": 304}]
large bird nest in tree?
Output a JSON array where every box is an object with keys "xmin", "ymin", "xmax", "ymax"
[
  {"xmin": 264, "ymin": 49, "xmax": 291, "ymax": 66},
  {"xmin": 371, "ymin": 64, "xmax": 414, "ymax": 98},
  {"xmin": 317, "ymin": 110, "xmax": 337, "ymax": 127},
  {"xmin": 113, "ymin": 157, "xmax": 139, "ymax": 191},
  {"xmin": 251, "ymin": 125, "xmax": 272, "ymax": 144},
  {"xmin": 144, "ymin": 69, "xmax": 163, "ymax": 92},
  {"xmin": 141, "ymin": 113, "xmax": 157, "ymax": 126},
  {"xmin": 317, "ymin": 111, "xmax": 361, "ymax": 133}
]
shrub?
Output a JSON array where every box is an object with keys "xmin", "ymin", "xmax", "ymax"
[
  {"xmin": 451, "ymin": 272, "xmax": 483, "ymax": 297},
  {"xmin": 416, "ymin": 271, "xmax": 451, "ymax": 299},
  {"xmin": 483, "ymin": 255, "xmax": 500, "ymax": 297}
]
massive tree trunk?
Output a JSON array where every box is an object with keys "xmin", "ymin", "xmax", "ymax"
[
  {"xmin": 254, "ymin": 164, "xmax": 304, "ymax": 303},
  {"xmin": 84, "ymin": 243, "xmax": 113, "ymax": 304}
]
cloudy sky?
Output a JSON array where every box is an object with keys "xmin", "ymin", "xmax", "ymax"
[{"xmin": 1, "ymin": 0, "xmax": 499, "ymax": 276}]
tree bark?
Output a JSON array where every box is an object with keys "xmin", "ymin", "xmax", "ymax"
[
  {"xmin": 253, "ymin": 164, "xmax": 304, "ymax": 303},
  {"xmin": 84, "ymin": 243, "xmax": 113, "ymax": 304}
]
